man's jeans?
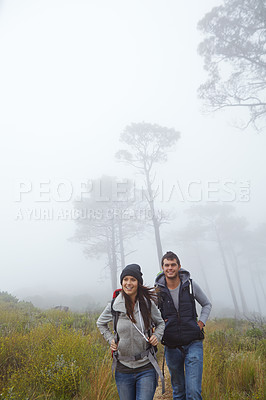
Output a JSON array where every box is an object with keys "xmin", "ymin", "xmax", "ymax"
[
  {"xmin": 115, "ymin": 368, "xmax": 157, "ymax": 400},
  {"xmin": 165, "ymin": 340, "xmax": 203, "ymax": 400}
]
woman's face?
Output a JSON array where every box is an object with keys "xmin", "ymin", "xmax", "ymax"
[{"xmin": 122, "ymin": 275, "xmax": 138, "ymax": 299}]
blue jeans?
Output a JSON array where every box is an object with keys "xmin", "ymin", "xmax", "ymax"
[
  {"xmin": 165, "ymin": 340, "xmax": 203, "ymax": 400},
  {"xmin": 115, "ymin": 368, "xmax": 157, "ymax": 400}
]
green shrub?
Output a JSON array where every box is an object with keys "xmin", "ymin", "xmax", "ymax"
[
  {"xmin": 0, "ymin": 300, "xmax": 117, "ymax": 400},
  {"xmin": 246, "ymin": 328, "xmax": 264, "ymax": 340},
  {"xmin": 202, "ymin": 320, "xmax": 265, "ymax": 400},
  {"xmin": 0, "ymin": 324, "xmax": 108, "ymax": 399}
]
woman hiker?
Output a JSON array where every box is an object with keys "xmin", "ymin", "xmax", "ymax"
[{"xmin": 97, "ymin": 263, "xmax": 165, "ymax": 400}]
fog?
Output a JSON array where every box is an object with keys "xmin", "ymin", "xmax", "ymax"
[{"xmin": 0, "ymin": 0, "xmax": 265, "ymax": 316}]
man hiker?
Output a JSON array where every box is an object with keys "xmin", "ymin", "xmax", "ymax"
[{"xmin": 155, "ymin": 251, "xmax": 212, "ymax": 400}]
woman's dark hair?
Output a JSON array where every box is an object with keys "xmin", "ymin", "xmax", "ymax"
[{"xmin": 122, "ymin": 284, "xmax": 157, "ymax": 331}]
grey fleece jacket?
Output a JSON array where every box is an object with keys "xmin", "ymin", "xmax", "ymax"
[{"xmin": 97, "ymin": 293, "xmax": 165, "ymax": 369}]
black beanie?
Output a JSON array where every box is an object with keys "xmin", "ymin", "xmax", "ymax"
[{"xmin": 120, "ymin": 264, "xmax": 143, "ymax": 285}]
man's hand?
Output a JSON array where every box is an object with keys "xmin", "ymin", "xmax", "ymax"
[
  {"xmin": 110, "ymin": 339, "xmax": 118, "ymax": 351},
  {"xmin": 149, "ymin": 334, "xmax": 158, "ymax": 346},
  {"xmin": 197, "ymin": 320, "xmax": 204, "ymax": 330}
]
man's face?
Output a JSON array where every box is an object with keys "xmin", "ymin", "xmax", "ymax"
[{"xmin": 162, "ymin": 258, "xmax": 181, "ymax": 279}]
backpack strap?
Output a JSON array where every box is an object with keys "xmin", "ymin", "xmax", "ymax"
[
  {"xmin": 110, "ymin": 289, "xmax": 121, "ymax": 376},
  {"xmin": 189, "ymin": 279, "xmax": 198, "ymax": 320},
  {"xmin": 190, "ymin": 279, "xmax": 205, "ymax": 339},
  {"xmin": 111, "ymin": 289, "xmax": 122, "ymax": 343},
  {"xmin": 112, "ymin": 347, "xmax": 165, "ymax": 394},
  {"xmin": 148, "ymin": 346, "xmax": 165, "ymax": 394}
]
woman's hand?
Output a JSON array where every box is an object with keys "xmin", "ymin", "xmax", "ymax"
[
  {"xmin": 110, "ymin": 339, "xmax": 118, "ymax": 351},
  {"xmin": 149, "ymin": 334, "xmax": 158, "ymax": 347}
]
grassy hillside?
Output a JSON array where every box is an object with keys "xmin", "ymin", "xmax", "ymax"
[{"xmin": 0, "ymin": 292, "xmax": 265, "ymax": 399}]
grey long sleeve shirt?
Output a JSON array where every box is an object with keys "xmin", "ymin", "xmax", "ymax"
[{"xmin": 169, "ymin": 281, "xmax": 211, "ymax": 325}]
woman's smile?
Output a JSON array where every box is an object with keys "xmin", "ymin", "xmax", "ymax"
[{"xmin": 122, "ymin": 276, "xmax": 138, "ymax": 298}]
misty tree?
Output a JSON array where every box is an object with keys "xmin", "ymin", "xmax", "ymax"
[
  {"xmin": 214, "ymin": 212, "xmax": 250, "ymax": 315},
  {"xmin": 116, "ymin": 122, "xmax": 180, "ymax": 267},
  {"xmin": 198, "ymin": 0, "xmax": 266, "ymax": 130},
  {"xmin": 171, "ymin": 221, "xmax": 213, "ymax": 302},
  {"xmin": 241, "ymin": 223, "xmax": 266, "ymax": 314},
  {"xmin": 71, "ymin": 176, "xmax": 145, "ymax": 292},
  {"xmin": 215, "ymin": 215, "xmax": 266, "ymax": 316},
  {"xmin": 251, "ymin": 223, "xmax": 266, "ymax": 305},
  {"xmin": 186, "ymin": 204, "xmax": 242, "ymax": 317}
]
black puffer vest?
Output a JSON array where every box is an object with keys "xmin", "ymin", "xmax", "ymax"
[{"xmin": 156, "ymin": 272, "xmax": 204, "ymax": 347}]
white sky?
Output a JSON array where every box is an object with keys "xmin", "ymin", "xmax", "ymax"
[{"xmin": 0, "ymin": 0, "xmax": 265, "ymax": 312}]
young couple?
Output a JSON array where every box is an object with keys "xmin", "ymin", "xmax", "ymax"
[{"xmin": 97, "ymin": 251, "xmax": 212, "ymax": 400}]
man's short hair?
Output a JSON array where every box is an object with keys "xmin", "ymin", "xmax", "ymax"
[{"xmin": 161, "ymin": 251, "xmax": 180, "ymax": 267}]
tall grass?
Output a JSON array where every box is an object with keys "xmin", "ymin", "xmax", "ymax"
[
  {"xmin": 0, "ymin": 292, "xmax": 118, "ymax": 400},
  {"xmin": 0, "ymin": 293, "xmax": 265, "ymax": 399},
  {"xmin": 79, "ymin": 356, "xmax": 118, "ymax": 400},
  {"xmin": 202, "ymin": 319, "xmax": 265, "ymax": 400}
]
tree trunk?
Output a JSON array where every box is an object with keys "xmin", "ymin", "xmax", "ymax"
[
  {"xmin": 110, "ymin": 222, "xmax": 118, "ymax": 292},
  {"xmin": 152, "ymin": 216, "xmax": 163, "ymax": 268},
  {"xmin": 195, "ymin": 243, "xmax": 213, "ymax": 302},
  {"xmin": 118, "ymin": 219, "xmax": 126, "ymax": 270},
  {"xmin": 214, "ymin": 224, "xmax": 241, "ymax": 318},
  {"xmin": 255, "ymin": 262, "xmax": 266, "ymax": 304},
  {"xmin": 144, "ymin": 167, "xmax": 163, "ymax": 269},
  {"xmin": 230, "ymin": 247, "xmax": 249, "ymax": 316},
  {"xmin": 250, "ymin": 270, "xmax": 262, "ymax": 315},
  {"xmin": 106, "ymin": 231, "xmax": 116, "ymax": 293}
]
